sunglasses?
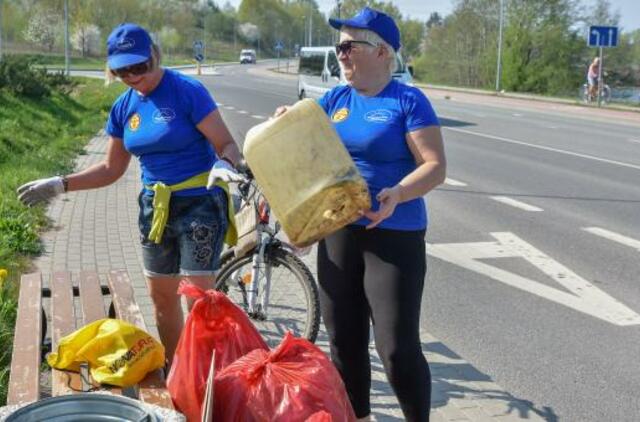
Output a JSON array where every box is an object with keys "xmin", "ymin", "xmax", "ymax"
[
  {"xmin": 110, "ymin": 61, "xmax": 151, "ymax": 78},
  {"xmin": 334, "ymin": 40, "xmax": 378, "ymax": 56}
]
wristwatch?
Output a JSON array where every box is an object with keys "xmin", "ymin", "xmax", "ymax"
[{"xmin": 62, "ymin": 176, "xmax": 69, "ymax": 192}]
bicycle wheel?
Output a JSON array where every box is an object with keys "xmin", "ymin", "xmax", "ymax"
[{"xmin": 216, "ymin": 247, "xmax": 320, "ymax": 346}]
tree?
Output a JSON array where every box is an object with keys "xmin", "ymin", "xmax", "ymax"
[
  {"xmin": 71, "ymin": 24, "xmax": 101, "ymax": 57},
  {"xmin": 23, "ymin": 8, "xmax": 61, "ymax": 52},
  {"xmin": 158, "ymin": 27, "xmax": 181, "ymax": 57},
  {"xmin": 426, "ymin": 12, "xmax": 443, "ymax": 29}
]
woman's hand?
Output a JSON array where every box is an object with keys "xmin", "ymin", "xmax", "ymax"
[
  {"xmin": 361, "ymin": 185, "xmax": 403, "ymax": 229},
  {"xmin": 17, "ymin": 176, "xmax": 65, "ymax": 206},
  {"xmin": 272, "ymin": 105, "xmax": 290, "ymax": 118}
]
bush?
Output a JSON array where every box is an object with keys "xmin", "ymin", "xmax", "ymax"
[{"xmin": 0, "ymin": 55, "xmax": 76, "ymax": 99}]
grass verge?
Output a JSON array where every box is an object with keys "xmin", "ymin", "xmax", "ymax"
[{"xmin": 0, "ymin": 77, "xmax": 123, "ymax": 405}]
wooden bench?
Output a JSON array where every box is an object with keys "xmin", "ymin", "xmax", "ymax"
[{"xmin": 6, "ymin": 270, "xmax": 174, "ymax": 409}]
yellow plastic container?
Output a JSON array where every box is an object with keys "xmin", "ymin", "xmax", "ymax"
[{"xmin": 243, "ymin": 99, "xmax": 371, "ymax": 247}]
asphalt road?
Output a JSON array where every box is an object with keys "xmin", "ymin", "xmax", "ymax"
[{"xmin": 195, "ymin": 61, "xmax": 640, "ymax": 422}]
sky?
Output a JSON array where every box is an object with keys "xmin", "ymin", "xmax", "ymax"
[{"xmin": 220, "ymin": 0, "xmax": 640, "ymax": 31}]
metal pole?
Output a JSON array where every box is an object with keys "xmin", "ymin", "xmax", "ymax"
[
  {"xmin": 495, "ymin": 0, "xmax": 504, "ymax": 92},
  {"xmin": 64, "ymin": 0, "xmax": 70, "ymax": 75},
  {"xmin": 0, "ymin": 0, "xmax": 3, "ymax": 61},
  {"xmin": 309, "ymin": 15, "xmax": 313, "ymax": 46},
  {"xmin": 597, "ymin": 46, "xmax": 603, "ymax": 107}
]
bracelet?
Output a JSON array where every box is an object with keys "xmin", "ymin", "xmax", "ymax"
[
  {"xmin": 219, "ymin": 156, "xmax": 235, "ymax": 167},
  {"xmin": 62, "ymin": 176, "xmax": 69, "ymax": 192}
]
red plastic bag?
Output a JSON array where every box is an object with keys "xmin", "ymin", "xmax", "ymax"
[
  {"xmin": 167, "ymin": 281, "xmax": 268, "ymax": 422},
  {"xmin": 214, "ymin": 332, "xmax": 357, "ymax": 422}
]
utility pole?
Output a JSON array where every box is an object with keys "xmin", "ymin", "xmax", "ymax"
[
  {"xmin": 495, "ymin": 0, "xmax": 504, "ymax": 92},
  {"xmin": 64, "ymin": 0, "xmax": 70, "ymax": 75},
  {"xmin": 302, "ymin": 16, "xmax": 306, "ymax": 46},
  {"xmin": 308, "ymin": 2, "xmax": 313, "ymax": 47},
  {"xmin": 0, "ymin": 0, "xmax": 3, "ymax": 62}
]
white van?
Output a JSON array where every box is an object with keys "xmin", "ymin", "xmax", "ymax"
[{"xmin": 297, "ymin": 46, "xmax": 414, "ymax": 100}]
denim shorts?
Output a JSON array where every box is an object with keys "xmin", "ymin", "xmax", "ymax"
[{"xmin": 138, "ymin": 189, "xmax": 229, "ymax": 277}]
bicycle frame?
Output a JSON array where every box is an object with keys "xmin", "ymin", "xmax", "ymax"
[{"xmin": 231, "ymin": 178, "xmax": 283, "ymax": 320}]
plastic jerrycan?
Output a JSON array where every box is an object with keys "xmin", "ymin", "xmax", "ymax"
[{"xmin": 243, "ymin": 99, "xmax": 371, "ymax": 247}]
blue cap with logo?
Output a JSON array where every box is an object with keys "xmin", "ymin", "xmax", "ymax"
[
  {"xmin": 106, "ymin": 23, "xmax": 152, "ymax": 70},
  {"xmin": 329, "ymin": 7, "xmax": 401, "ymax": 51}
]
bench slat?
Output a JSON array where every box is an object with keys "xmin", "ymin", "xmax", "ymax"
[
  {"xmin": 50, "ymin": 271, "xmax": 78, "ymax": 396},
  {"xmin": 78, "ymin": 271, "xmax": 125, "ymax": 394},
  {"xmin": 107, "ymin": 270, "xmax": 174, "ymax": 409},
  {"xmin": 7, "ymin": 273, "xmax": 42, "ymax": 405},
  {"xmin": 78, "ymin": 271, "xmax": 107, "ymax": 323}
]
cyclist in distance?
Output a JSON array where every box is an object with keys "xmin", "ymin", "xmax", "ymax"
[{"xmin": 587, "ymin": 57, "xmax": 601, "ymax": 101}]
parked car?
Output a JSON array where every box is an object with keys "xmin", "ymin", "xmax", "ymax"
[
  {"xmin": 240, "ymin": 49, "xmax": 257, "ymax": 64},
  {"xmin": 297, "ymin": 46, "xmax": 414, "ymax": 100}
]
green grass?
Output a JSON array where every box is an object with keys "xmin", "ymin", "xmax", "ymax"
[{"xmin": 0, "ymin": 77, "xmax": 123, "ymax": 405}]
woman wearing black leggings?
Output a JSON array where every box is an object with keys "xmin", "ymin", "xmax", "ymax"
[
  {"xmin": 316, "ymin": 7, "xmax": 446, "ymax": 422},
  {"xmin": 275, "ymin": 8, "xmax": 446, "ymax": 420}
]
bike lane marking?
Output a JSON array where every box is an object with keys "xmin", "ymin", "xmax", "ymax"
[
  {"xmin": 583, "ymin": 227, "xmax": 640, "ymax": 251},
  {"xmin": 427, "ymin": 232, "xmax": 640, "ymax": 326},
  {"xmin": 445, "ymin": 127, "xmax": 640, "ymax": 171},
  {"xmin": 490, "ymin": 196, "xmax": 543, "ymax": 212}
]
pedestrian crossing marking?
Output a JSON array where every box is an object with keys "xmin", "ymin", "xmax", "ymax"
[{"xmin": 427, "ymin": 232, "xmax": 640, "ymax": 326}]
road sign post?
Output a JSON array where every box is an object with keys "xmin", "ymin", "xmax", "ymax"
[
  {"xmin": 587, "ymin": 25, "xmax": 618, "ymax": 107},
  {"xmin": 275, "ymin": 41, "xmax": 284, "ymax": 72}
]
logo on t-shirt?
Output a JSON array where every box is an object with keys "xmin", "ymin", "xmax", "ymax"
[
  {"xmin": 128, "ymin": 113, "xmax": 141, "ymax": 131},
  {"xmin": 332, "ymin": 108, "xmax": 349, "ymax": 123},
  {"xmin": 152, "ymin": 108, "xmax": 176, "ymax": 123},
  {"xmin": 364, "ymin": 109, "xmax": 393, "ymax": 123}
]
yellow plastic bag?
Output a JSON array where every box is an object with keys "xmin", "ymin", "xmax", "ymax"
[{"xmin": 46, "ymin": 318, "xmax": 165, "ymax": 387}]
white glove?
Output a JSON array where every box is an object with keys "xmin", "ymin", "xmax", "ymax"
[
  {"xmin": 17, "ymin": 176, "xmax": 65, "ymax": 206},
  {"xmin": 207, "ymin": 159, "xmax": 245, "ymax": 189}
]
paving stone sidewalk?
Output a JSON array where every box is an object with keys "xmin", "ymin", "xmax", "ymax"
[{"xmin": 32, "ymin": 133, "xmax": 550, "ymax": 421}]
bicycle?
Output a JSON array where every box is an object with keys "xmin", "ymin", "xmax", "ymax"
[
  {"xmin": 215, "ymin": 162, "xmax": 321, "ymax": 346},
  {"xmin": 582, "ymin": 78, "xmax": 611, "ymax": 104}
]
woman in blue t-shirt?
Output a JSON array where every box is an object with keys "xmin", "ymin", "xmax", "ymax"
[
  {"xmin": 16, "ymin": 23, "xmax": 243, "ymax": 366},
  {"xmin": 277, "ymin": 8, "xmax": 446, "ymax": 422}
]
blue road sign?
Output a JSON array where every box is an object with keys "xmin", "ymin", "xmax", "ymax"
[
  {"xmin": 588, "ymin": 26, "xmax": 618, "ymax": 48},
  {"xmin": 194, "ymin": 53, "xmax": 204, "ymax": 62},
  {"xmin": 193, "ymin": 40, "xmax": 204, "ymax": 52},
  {"xmin": 275, "ymin": 40, "xmax": 284, "ymax": 51}
]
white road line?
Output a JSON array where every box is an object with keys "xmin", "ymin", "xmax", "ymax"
[
  {"xmin": 446, "ymin": 127, "xmax": 640, "ymax": 171},
  {"xmin": 629, "ymin": 139, "xmax": 640, "ymax": 144},
  {"xmin": 217, "ymin": 102, "xmax": 225, "ymax": 106},
  {"xmin": 251, "ymin": 115, "xmax": 267, "ymax": 120},
  {"xmin": 224, "ymin": 106, "xmax": 235, "ymax": 110},
  {"xmin": 427, "ymin": 232, "xmax": 640, "ymax": 326},
  {"xmin": 583, "ymin": 227, "xmax": 640, "ymax": 251},
  {"xmin": 444, "ymin": 178, "xmax": 468, "ymax": 186},
  {"xmin": 512, "ymin": 113, "xmax": 523, "ymax": 117},
  {"xmin": 237, "ymin": 110, "xmax": 248, "ymax": 114},
  {"xmin": 490, "ymin": 196, "xmax": 543, "ymax": 212}
]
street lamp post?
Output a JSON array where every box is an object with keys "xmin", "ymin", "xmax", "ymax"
[
  {"xmin": 64, "ymin": 0, "xmax": 70, "ymax": 75},
  {"xmin": 0, "ymin": 0, "xmax": 4, "ymax": 61},
  {"xmin": 495, "ymin": 0, "xmax": 504, "ymax": 92},
  {"xmin": 302, "ymin": 16, "xmax": 306, "ymax": 46}
]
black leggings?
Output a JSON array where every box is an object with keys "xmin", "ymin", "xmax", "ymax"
[{"xmin": 317, "ymin": 225, "xmax": 431, "ymax": 421}]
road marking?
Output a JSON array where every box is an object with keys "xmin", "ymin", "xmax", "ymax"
[
  {"xmin": 583, "ymin": 227, "xmax": 640, "ymax": 251},
  {"xmin": 629, "ymin": 139, "xmax": 640, "ymax": 144},
  {"xmin": 251, "ymin": 115, "xmax": 267, "ymax": 120},
  {"xmin": 446, "ymin": 127, "xmax": 640, "ymax": 171},
  {"xmin": 490, "ymin": 196, "xmax": 543, "ymax": 212},
  {"xmin": 512, "ymin": 113, "xmax": 523, "ymax": 117},
  {"xmin": 224, "ymin": 105, "xmax": 235, "ymax": 110},
  {"xmin": 427, "ymin": 232, "xmax": 640, "ymax": 326},
  {"xmin": 444, "ymin": 178, "xmax": 467, "ymax": 186},
  {"xmin": 217, "ymin": 102, "xmax": 225, "ymax": 106},
  {"xmin": 237, "ymin": 110, "xmax": 248, "ymax": 114}
]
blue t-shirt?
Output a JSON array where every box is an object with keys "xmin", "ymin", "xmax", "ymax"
[
  {"xmin": 106, "ymin": 68, "xmax": 218, "ymax": 196},
  {"xmin": 318, "ymin": 80, "xmax": 440, "ymax": 230}
]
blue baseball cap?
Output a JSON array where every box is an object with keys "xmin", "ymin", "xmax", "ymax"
[
  {"xmin": 329, "ymin": 7, "xmax": 401, "ymax": 51},
  {"xmin": 106, "ymin": 23, "xmax": 152, "ymax": 70}
]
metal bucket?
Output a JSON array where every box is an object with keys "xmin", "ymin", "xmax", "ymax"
[{"xmin": 6, "ymin": 394, "xmax": 162, "ymax": 421}]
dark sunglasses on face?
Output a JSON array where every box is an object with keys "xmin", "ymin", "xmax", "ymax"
[
  {"xmin": 110, "ymin": 60, "xmax": 151, "ymax": 78},
  {"xmin": 334, "ymin": 40, "xmax": 378, "ymax": 56}
]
